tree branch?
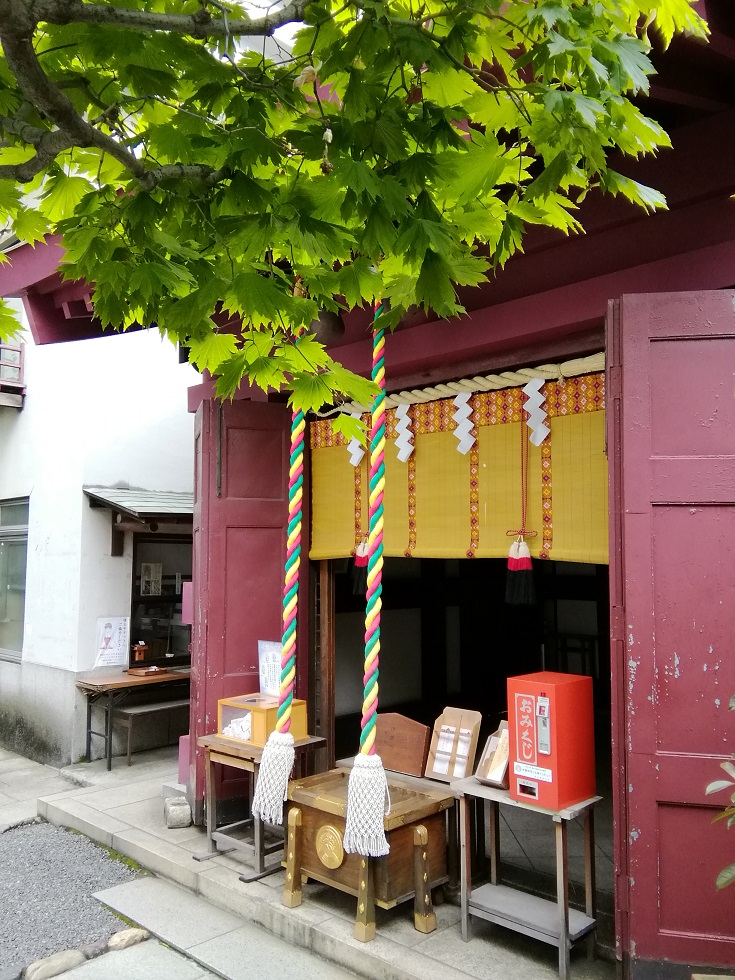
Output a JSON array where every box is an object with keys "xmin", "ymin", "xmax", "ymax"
[
  {"xmin": 0, "ymin": 113, "xmax": 76, "ymax": 181},
  {"xmin": 0, "ymin": 4, "xmax": 233, "ymax": 190},
  {"xmin": 30, "ymin": 0, "xmax": 313, "ymax": 39}
]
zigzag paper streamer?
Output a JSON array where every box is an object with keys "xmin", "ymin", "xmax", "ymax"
[
  {"xmin": 452, "ymin": 392, "xmax": 475, "ymax": 455},
  {"xmin": 522, "ymin": 378, "xmax": 550, "ymax": 446},
  {"xmin": 347, "ymin": 411, "xmax": 366, "ymax": 466},
  {"xmin": 394, "ymin": 403, "xmax": 414, "ymax": 462}
]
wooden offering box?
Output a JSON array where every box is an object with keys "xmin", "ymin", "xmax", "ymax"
[
  {"xmin": 284, "ymin": 768, "xmax": 454, "ymax": 942},
  {"xmin": 217, "ymin": 694, "xmax": 307, "ymax": 747}
]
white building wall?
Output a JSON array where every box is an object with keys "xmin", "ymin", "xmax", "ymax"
[{"xmin": 0, "ymin": 301, "xmax": 198, "ymax": 763}]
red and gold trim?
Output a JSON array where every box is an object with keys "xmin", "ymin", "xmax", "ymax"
[
  {"xmin": 406, "ymin": 450, "xmax": 417, "ymax": 557},
  {"xmin": 540, "ymin": 435, "xmax": 553, "ymax": 559},
  {"xmin": 467, "ymin": 399, "xmax": 480, "ymax": 557},
  {"xmin": 353, "ymin": 460, "xmax": 363, "ymax": 555}
]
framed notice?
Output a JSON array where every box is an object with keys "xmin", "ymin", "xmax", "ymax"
[
  {"xmin": 140, "ymin": 562, "xmax": 162, "ymax": 596},
  {"xmin": 94, "ymin": 617, "xmax": 130, "ymax": 668},
  {"xmin": 258, "ymin": 640, "xmax": 282, "ymax": 698}
]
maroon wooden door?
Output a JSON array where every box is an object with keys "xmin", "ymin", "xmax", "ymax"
[
  {"xmin": 189, "ymin": 397, "xmax": 298, "ymax": 810},
  {"xmin": 608, "ymin": 291, "xmax": 735, "ymax": 978}
]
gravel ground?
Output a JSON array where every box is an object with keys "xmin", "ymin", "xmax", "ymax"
[{"xmin": 0, "ymin": 821, "xmax": 142, "ymax": 972}]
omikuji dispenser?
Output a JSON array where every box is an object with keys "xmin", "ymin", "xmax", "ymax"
[{"xmin": 507, "ymin": 671, "xmax": 595, "ymax": 811}]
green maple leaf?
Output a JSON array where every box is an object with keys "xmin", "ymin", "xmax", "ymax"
[
  {"xmin": 0, "ymin": 298, "xmax": 22, "ymax": 342},
  {"xmin": 188, "ymin": 332, "xmax": 240, "ymax": 374},
  {"xmin": 322, "ymin": 364, "xmax": 379, "ymax": 405},
  {"xmin": 332, "ymin": 412, "xmax": 367, "ymax": 445},
  {"xmin": 39, "ymin": 175, "xmax": 94, "ymax": 223},
  {"xmin": 278, "ymin": 334, "xmax": 333, "ymax": 373},
  {"xmin": 601, "ymin": 170, "xmax": 667, "ymax": 212},
  {"xmin": 337, "ymin": 258, "xmax": 381, "ymax": 307},
  {"xmin": 13, "ymin": 208, "xmax": 49, "ymax": 245},
  {"xmin": 415, "ymin": 249, "xmax": 461, "ymax": 317}
]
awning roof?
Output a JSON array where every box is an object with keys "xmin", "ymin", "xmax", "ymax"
[{"xmin": 84, "ymin": 486, "xmax": 193, "ymax": 521}]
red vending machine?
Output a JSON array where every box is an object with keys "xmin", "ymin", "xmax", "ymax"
[{"xmin": 507, "ymin": 671, "xmax": 595, "ymax": 811}]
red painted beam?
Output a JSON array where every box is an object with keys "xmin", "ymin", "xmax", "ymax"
[
  {"xmin": 334, "ymin": 238, "xmax": 735, "ymax": 388},
  {"xmin": 0, "ymin": 238, "xmax": 65, "ymax": 297}
]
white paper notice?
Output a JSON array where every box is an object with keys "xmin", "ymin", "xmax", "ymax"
[
  {"xmin": 487, "ymin": 728, "xmax": 509, "ymax": 783},
  {"xmin": 453, "ymin": 727, "xmax": 472, "ymax": 777},
  {"xmin": 94, "ymin": 617, "xmax": 130, "ymax": 669},
  {"xmin": 433, "ymin": 724, "xmax": 455, "ymax": 775},
  {"xmin": 258, "ymin": 640, "xmax": 282, "ymax": 698}
]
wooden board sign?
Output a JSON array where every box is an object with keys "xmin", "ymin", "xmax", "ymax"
[
  {"xmin": 375, "ymin": 712, "xmax": 431, "ymax": 777},
  {"xmin": 425, "ymin": 706, "xmax": 482, "ymax": 783}
]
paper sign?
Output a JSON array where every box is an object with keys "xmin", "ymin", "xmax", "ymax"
[
  {"xmin": 433, "ymin": 724, "xmax": 455, "ymax": 775},
  {"xmin": 453, "ymin": 727, "xmax": 473, "ymax": 777},
  {"xmin": 141, "ymin": 562, "xmax": 162, "ymax": 596},
  {"xmin": 94, "ymin": 617, "xmax": 130, "ymax": 668},
  {"xmin": 258, "ymin": 640, "xmax": 282, "ymax": 698}
]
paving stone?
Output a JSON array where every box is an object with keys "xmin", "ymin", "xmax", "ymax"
[
  {"xmin": 56, "ymin": 940, "xmax": 208, "ymax": 979},
  {"xmin": 109, "ymin": 828, "xmax": 199, "ymax": 890},
  {"xmin": 24, "ymin": 949, "xmax": 86, "ymax": 980},
  {"xmin": 107, "ymin": 928, "xmax": 149, "ymax": 951},
  {"xmin": 188, "ymin": 923, "xmax": 356, "ymax": 980},
  {"xmin": 165, "ymin": 797, "xmax": 192, "ymax": 829},
  {"xmin": 95, "ymin": 877, "xmax": 243, "ymax": 951},
  {"xmin": 79, "ymin": 938, "xmax": 108, "ymax": 960},
  {"xmin": 0, "ymin": 966, "xmax": 22, "ymax": 980}
]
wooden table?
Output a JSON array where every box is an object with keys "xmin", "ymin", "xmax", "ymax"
[
  {"xmin": 453, "ymin": 776, "xmax": 601, "ymax": 980},
  {"xmin": 76, "ymin": 669, "xmax": 191, "ymax": 771},
  {"xmin": 284, "ymin": 768, "xmax": 455, "ymax": 941},
  {"xmin": 194, "ymin": 733, "xmax": 327, "ymax": 882}
]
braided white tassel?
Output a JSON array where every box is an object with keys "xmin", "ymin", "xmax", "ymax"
[
  {"xmin": 251, "ymin": 730, "xmax": 295, "ymax": 826},
  {"xmin": 343, "ymin": 753, "xmax": 391, "ymax": 857}
]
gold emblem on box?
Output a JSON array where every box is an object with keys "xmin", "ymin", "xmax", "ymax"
[{"xmin": 316, "ymin": 825, "xmax": 344, "ymax": 869}]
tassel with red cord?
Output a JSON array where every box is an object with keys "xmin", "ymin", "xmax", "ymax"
[
  {"xmin": 351, "ymin": 538, "xmax": 369, "ymax": 596},
  {"xmin": 506, "ymin": 537, "xmax": 536, "ymax": 605}
]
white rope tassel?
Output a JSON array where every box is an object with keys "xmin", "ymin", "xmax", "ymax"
[
  {"xmin": 251, "ymin": 730, "xmax": 295, "ymax": 826},
  {"xmin": 343, "ymin": 753, "xmax": 391, "ymax": 857}
]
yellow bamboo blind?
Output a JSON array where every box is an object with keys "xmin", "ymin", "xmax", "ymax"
[{"xmin": 310, "ymin": 373, "xmax": 608, "ymax": 564}]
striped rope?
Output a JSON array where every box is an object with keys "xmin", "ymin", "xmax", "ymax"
[
  {"xmin": 361, "ymin": 310, "xmax": 385, "ymax": 755},
  {"xmin": 276, "ymin": 406, "xmax": 304, "ymax": 733}
]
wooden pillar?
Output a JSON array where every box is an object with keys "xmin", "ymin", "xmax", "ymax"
[
  {"xmin": 282, "ymin": 807, "xmax": 303, "ymax": 908},
  {"xmin": 354, "ymin": 856, "xmax": 376, "ymax": 942},
  {"xmin": 318, "ymin": 560, "xmax": 336, "ymax": 769},
  {"xmin": 413, "ymin": 824, "xmax": 437, "ymax": 934}
]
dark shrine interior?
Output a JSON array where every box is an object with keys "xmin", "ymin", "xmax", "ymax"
[{"xmin": 333, "ymin": 557, "xmax": 611, "ymax": 764}]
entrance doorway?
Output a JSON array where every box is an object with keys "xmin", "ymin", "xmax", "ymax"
[{"xmin": 327, "ymin": 555, "xmax": 615, "ymax": 942}]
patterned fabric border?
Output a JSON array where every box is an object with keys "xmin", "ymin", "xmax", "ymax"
[
  {"xmin": 467, "ymin": 398, "xmax": 480, "ymax": 557},
  {"xmin": 545, "ymin": 373, "xmax": 604, "ymax": 418},
  {"xmin": 406, "ymin": 448, "xmax": 417, "ymax": 557},
  {"xmin": 540, "ymin": 424, "xmax": 553, "ymax": 559},
  {"xmin": 353, "ymin": 457, "xmax": 363, "ymax": 554},
  {"xmin": 309, "ymin": 374, "xmax": 604, "ymax": 448}
]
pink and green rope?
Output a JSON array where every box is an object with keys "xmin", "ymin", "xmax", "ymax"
[
  {"xmin": 361, "ymin": 309, "xmax": 385, "ymax": 755},
  {"xmin": 276, "ymin": 405, "xmax": 305, "ymax": 734}
]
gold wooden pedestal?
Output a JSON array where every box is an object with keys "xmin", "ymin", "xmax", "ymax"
[{"xmin": 282, "ymin": 768, "xmax": 453, "ymax": 942}]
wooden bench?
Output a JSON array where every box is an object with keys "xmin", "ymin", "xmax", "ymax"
[{"xmin": 114, "ymin": 698, "xmax": 190, "ymax": 766}]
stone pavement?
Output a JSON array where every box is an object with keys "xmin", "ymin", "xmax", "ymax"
[
  {"xmin": 0, "ymin": 747, "xmax": 72, "ymax": 831},
  {"xmin": 5, "ymin": 744, "xmax": 615, "ymax": 980}
]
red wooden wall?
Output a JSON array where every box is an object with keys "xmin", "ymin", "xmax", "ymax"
[{"xmin": 188, "ymin": 397, "xmax": 309, "ymax": 812}]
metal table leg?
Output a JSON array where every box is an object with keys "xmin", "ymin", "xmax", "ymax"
[
  {"xmin": 85, "ymin": 694, "xmax": 94, "ymax": 762},
  {"xmin": 488, "ymin": 800, "xmax": 499, "ymax": 885},
  {"xmin": 460, "ymin": 795, "xmax": 472, "ymax": 942},
  {"xmin": 106, "ymin": 691, "xmax": 114, "ymax": 771},
  {"xmin": 555, "ymin": 816, "xmax": 570, "ymax": 980},
  {"xmin": 584, "ymin": 808, "xmax": 597, "ymax": 960},
  {"xmin": 445, "ymin": 802, "xmax": 459, "ymax": 901}
]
